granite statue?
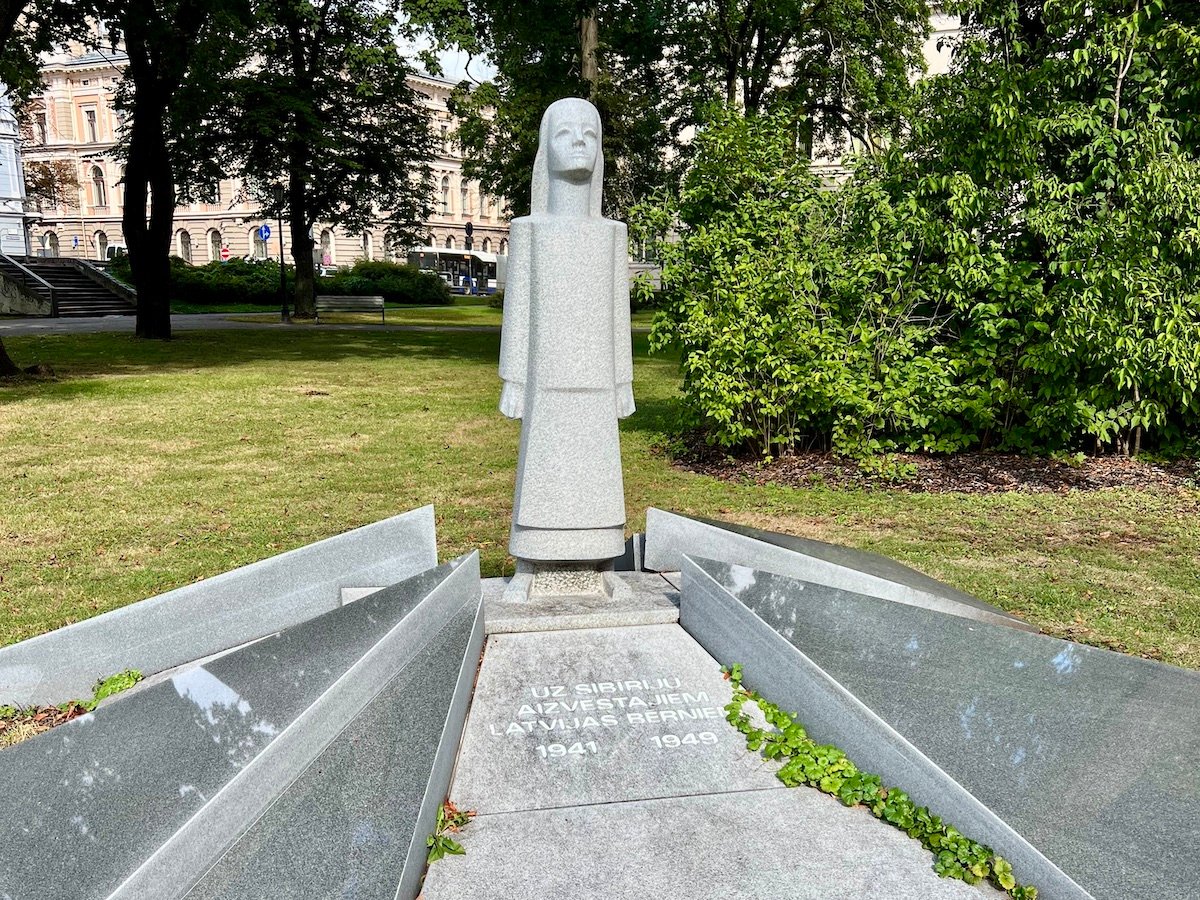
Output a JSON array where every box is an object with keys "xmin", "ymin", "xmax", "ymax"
[{"xmin": 499, "ymin": 97, "xmax": 634, "ymax": 565}]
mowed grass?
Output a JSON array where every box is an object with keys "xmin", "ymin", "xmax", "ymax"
[
  {"xmin": 233, "ymin": 306, "xmax": 656, "ymax": 328},
  {"xmin": 2, "ymin": 328, "xmax": 1198, "ymax": 669}
]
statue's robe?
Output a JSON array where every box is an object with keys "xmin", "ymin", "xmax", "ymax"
[{"xmin": 499, "ymin": 214, "xmax": 634, "ymax": 562}]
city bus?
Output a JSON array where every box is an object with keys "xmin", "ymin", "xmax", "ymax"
[{"xmin": 407, "ymin": 247, "xmax": 500, "ymax": 294}]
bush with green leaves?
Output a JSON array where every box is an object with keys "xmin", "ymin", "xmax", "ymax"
[
  {"xmin": 112, "ymin": 256, "xmax": 294, "ymax": 306},
  {"xmin": 635, "ymin": 1, "xmax": 1200, "ymax": 458},
  {"xmin": 317, "ymin": 259, "xmax": 451, "ymax": 306},
  {"xmin": 634, "ymin": 108, "xmax": 982, "ymax": 458}
]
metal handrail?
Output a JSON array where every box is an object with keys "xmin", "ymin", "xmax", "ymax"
[
  {"xmin": 77, "ymin": 258, "xmax": 137, "ymax": 302},
  {"xmin": 0, "ymin": 253, "xmax": 56, "ymax": 314}
]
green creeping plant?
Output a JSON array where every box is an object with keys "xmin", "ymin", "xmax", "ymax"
[{"xmin": 721, "ymin": 665, "xmax": 1037, "ymax": 900}]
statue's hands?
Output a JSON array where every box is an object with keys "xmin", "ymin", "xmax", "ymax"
[
  {"xmin": 616, "ymin": 382, "xmax": 636, "ymax": 419},
  {"xmin": 500, "ymin": 381, "xmax": 525, "ymax": 419}
]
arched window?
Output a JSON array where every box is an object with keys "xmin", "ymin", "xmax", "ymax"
[
  {"xmin": 361, "ymin": 231, "xmax": 373, "ymax": 260},
  {"xmin": 251, "ymin": 227, "xmax": 267, "ymax": 259},
  {"xmin": 319, "ymin": 228, "xmax": 334, "ymax": 266},
  {"xmin": 460, "ymin": 182, "xmax": 469, "ymax": 216},
  {"xmin": 116, "ymin": 166, "xmax": 126, "ymax": 209},
  {"xmin": 440, "ymin": 175, "xmax": 450, "ymax": 215},
  {"xmin": 445, "ymin": 235, "xmax": 455, "ymax": 249},
  {"xmin": 91, "ymin": 166, "xmax": 107, "ymax": 207},
  {"xmin": 209, "ymin": 229, "xmax": 222, "ymax": 262},
  {"xmin": 94, "ymin": 231, "xmax": 108, "ymax": 259},
  {"xmin": 178, "ymin": 229, "xmax": 192, "ymax": 264},
  {"xmin": 499, "ymin": 238, "xmax": 508, "ymax": 255},
  {"xmin": 482, "ymin": 237, "xmax": 491, "ymax": 252},
  {"xmin": 42, "ymin": 231, "xmax": 59, "ymax": 257}
]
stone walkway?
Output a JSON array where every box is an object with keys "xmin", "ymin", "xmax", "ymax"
[{"xmin": 422, "ymin": 576, "xmax": 1003, "ymax": 899}]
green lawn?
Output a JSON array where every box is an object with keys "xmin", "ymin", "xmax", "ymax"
[
  {"xmin": 230, "ymin": 306, "xmax": 656, "ymax": 328},
  {"xmin": 2, "ymin": 328, "xmax": 1198, "ymax": 669}
]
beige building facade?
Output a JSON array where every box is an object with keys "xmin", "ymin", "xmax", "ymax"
[{"xmin": 20, "ymin": 49, "xmax": 509, "ymax": 266}]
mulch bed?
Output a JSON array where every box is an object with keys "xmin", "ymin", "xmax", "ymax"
[
  {"xmin": 675, "ymin": 447, "xmax": 1200, "ymax": 494},
  {"xmin": 0, "ymin": 702, "xmax": 89, "ymax": 749}
]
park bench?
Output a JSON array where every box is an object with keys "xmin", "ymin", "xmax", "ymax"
[{"xmin": 314, "ymin": 294, "xmax": 386, "ymax": 323}]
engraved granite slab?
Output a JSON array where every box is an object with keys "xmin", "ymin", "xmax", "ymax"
[
  {"xmin": 686, "ymin": 555, "xmax": 1200, "ymax": 900},
  {"xmin": 0, "ymin": 555, "xmax": 480, "ymax": 900},
  {"xmin": 449, "ymin": 624, "xmax": 782, "ymax": 813},
  {"xmin": 422, "ymin": 788, "xmax": 1004, "ymax": 899}
]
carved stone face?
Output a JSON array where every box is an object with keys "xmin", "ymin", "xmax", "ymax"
[{"xmin": 545, "ymin": 101, "xmax": 599, "ymax": 183}]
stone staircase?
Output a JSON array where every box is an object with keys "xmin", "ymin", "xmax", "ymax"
[{"xmin": 0, "ymin": 255, "xmax": 136, "ymax": 317}]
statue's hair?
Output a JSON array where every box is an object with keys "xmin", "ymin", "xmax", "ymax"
[{"xmin": 531, "ymin": 98, "xmax": 603, "ymax": 217}]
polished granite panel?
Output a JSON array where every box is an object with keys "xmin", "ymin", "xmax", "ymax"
[
  {"xmin": 693, "ymin": 557, "xmax": 1200, "ymax": 900},
  {"xmin": 0, "ymin": 561, "xmax": 459, "ymax": 900},
  {"xmin": 0, "ymin": 506, "xmax": 439, "ymax": 705},
  {"xmin": 185, "ymin": 600, "xmax": 482, "ymax": 900},
  {"xmin": 644, "ymin": 509, "xmax": 1032, "ymax": 631}
]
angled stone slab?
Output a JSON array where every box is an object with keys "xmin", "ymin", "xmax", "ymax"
[
  {"xmin": 679, "ymin": 556, "xmax": 1091, "ymax": 900},
  {"xmin": 184, "ymin": 594, "xmax": 483, "ymax": 900},
  {"xmin": 0, "ymin": 553, "xmax": 481, "ymax": 900},
  {"xmin": 422, "ymin": 788, "xmax": 1003, "ymax": 899},
  {"xmin": 450, "ymin": 624, "xmax": 782, "ymax": 814},
  {"xmin": 645, "ymin": 508, "xmax": 1034, "ymax": 631},
  {"xmin": 683, "ymin": 556, "xmax": 1200, "ymax": 900},
  {"xmin": 0, "ymin": 506, "xmax": 438, "ymax": 705}
]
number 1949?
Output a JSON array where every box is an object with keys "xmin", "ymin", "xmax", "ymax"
[{"xmin": 652, "ymin": 732, "xmax": 718, "ymax": 749}]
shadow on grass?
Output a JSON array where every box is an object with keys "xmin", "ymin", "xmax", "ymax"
[{"xmin": 1, "ymin": 327, "xmax": 504, "ymax": 390}]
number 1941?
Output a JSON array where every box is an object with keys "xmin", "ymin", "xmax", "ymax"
[{"xmin": 536, "ymin": 741, "xmax": 599, "ymax": 759}]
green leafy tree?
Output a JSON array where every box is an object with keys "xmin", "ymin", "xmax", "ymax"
[
  {"xmin": 671, "ymin": 0, "xmax": 930, "ymax": 153},
  {"xmin": 908, "ymin": 0, "xmax": 1200, "ymax": 453},
  {"xmin": 0, "ymin": 0, "xmax": 96, "ymax": 374},
  {"xmin": 105, "ymin": 0, "xmax": 249, "ymax": 340},
  {"xmin": 409, "ymin": 0, "xmax": 676, "ymax": 218},
  {"xmin": 207, "ymin": 0, "xmax": 433, "ymax": 318},
  {"xmin": 641, "ymin": 1, "xmax": 1200, "ymax": 458}
]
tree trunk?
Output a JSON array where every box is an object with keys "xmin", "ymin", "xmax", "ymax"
[
  {"xmin": 0, "ymin": 336, "xmax": 19, "ymax": 377},
  {"xmin": 123, "ymin": 32, "xmax": 175, "ymax": 340},
  {"xmin": 580, "ymin": 11, "xmax": 599, "ymax": 94},
  {"xmin": 289, "ymin": 165, "xmax": 315, "ymax": 318}
]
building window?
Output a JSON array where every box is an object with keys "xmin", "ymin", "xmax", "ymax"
[
  {"xmin": 361, "ymin": 231, "xmax": 372, "ymax": 260},
  {"xmin": 460, "ymin": 183, "xmax": 469, "ymax": 217},
  {"xmin": 94, "ymin": 231, "xmax": 108, "ymax": 259},
  {"xmin": 209, "ymin": 229, "xmax": 222, "ymax": 262},
  {"xmin": 178, "ymin": 230, "xmax": 192, "ymax": 264},
  {"xmin": 446, "ymin": 235, "xmax": 455, "ymax": 249},
  {"xmin": 441, "ymin": 175, "xmax": 450, "ymax": 215},
  {"xmin": 251, "ymin": 227, "xmax": 267, "ymax": 259},
  {"xmin": 42, "ymin": 231, "xmax": 59, "ymax": 257},
  {"xmin": 482, "ymin": 238, "xmax": 491, "ymax": 252},
  {"xmin": 84, "ymin": 107, "xmax": 98, "ymax": 143},
  {"xmin": 440, "ymin": 124, "xmax": 448, "ymax": 152},
  {"xmin": 90, "ymin": 166, "xmax": 107, "ymax": 207},
  {"xmin": 212, "ymin": 181, "xmax": 222, "ymax": 205},
  {"xmin": 499, "ymin": 239, "xmax": 508, "ymax": 255},
  {"xmin": 319, "ymin": 228, "xmax": 333, "ymax": 266},
  {"xmin": 35, "ymin": 112, "xmax": 47, "ymax": 144}
]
